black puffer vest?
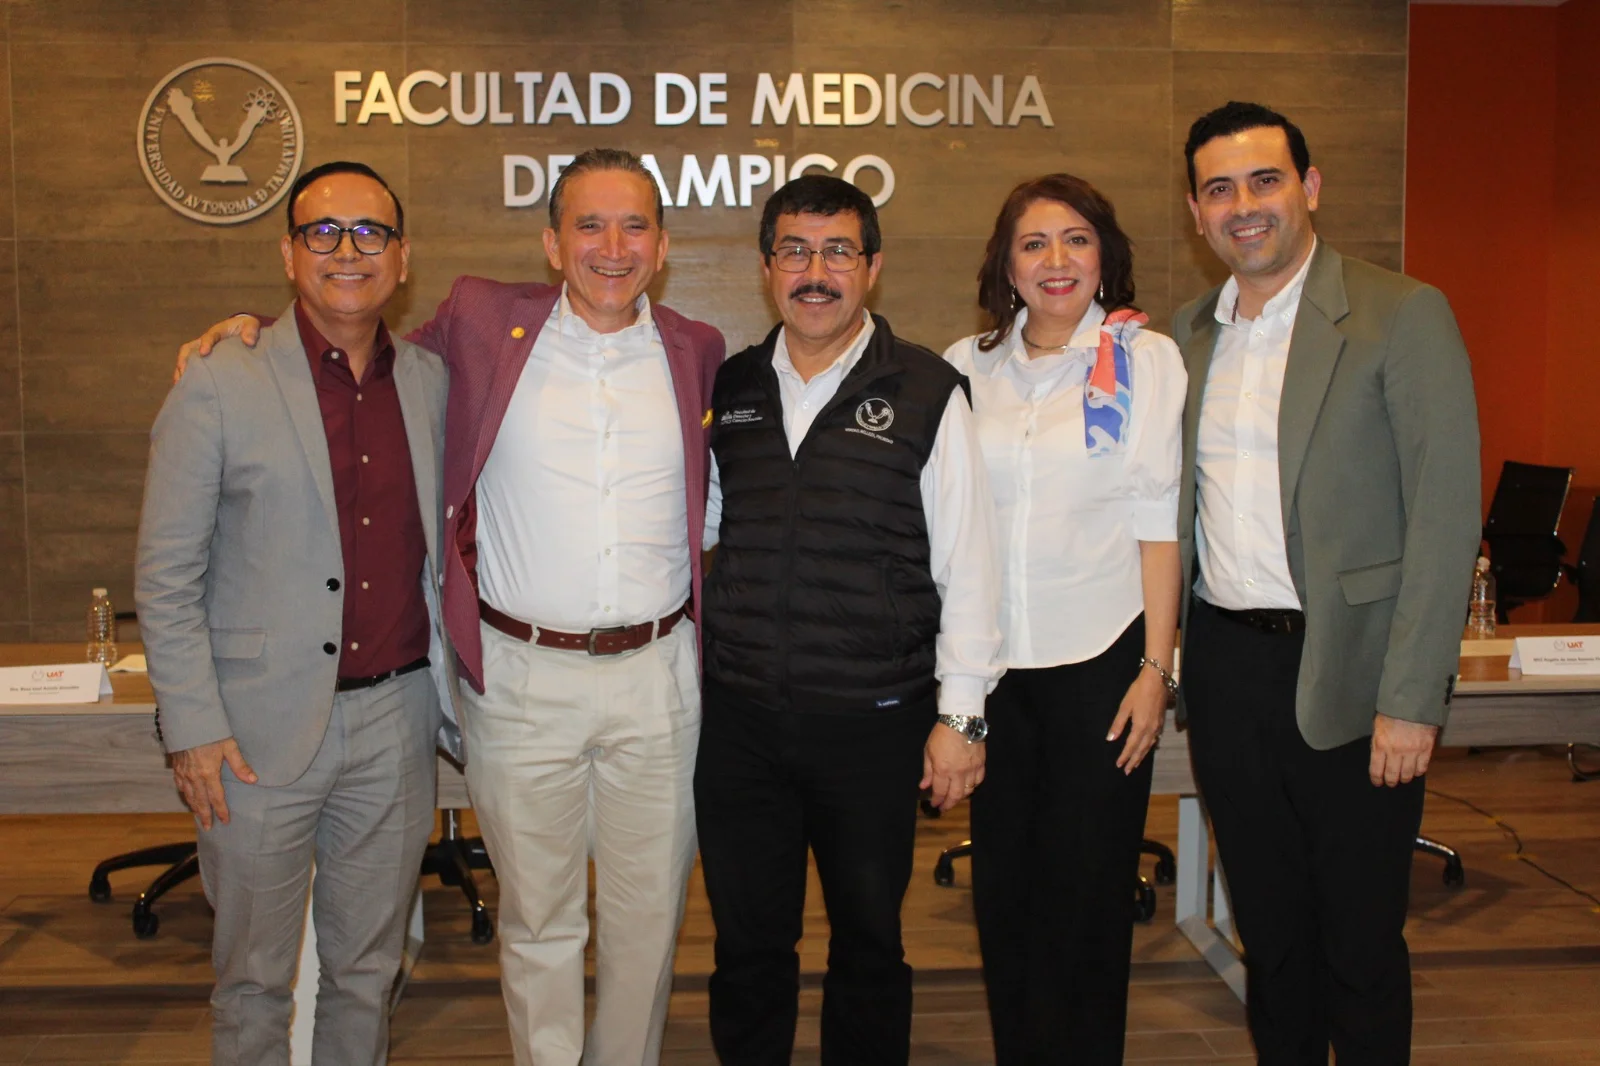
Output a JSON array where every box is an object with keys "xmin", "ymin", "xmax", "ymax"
[{"xmin": 703, "ymin": 315, "xmax": 969, "ymax": 712}]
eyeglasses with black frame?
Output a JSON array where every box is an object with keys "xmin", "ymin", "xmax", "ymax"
[
  {"xmin": 770, "ymin": 243, "xmax": 864, "ymax": 273},
  {"xmin": 294, "ymin": 220, "xmax": 401, "ymax": 255}
]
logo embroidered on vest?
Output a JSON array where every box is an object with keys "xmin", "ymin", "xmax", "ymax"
[
  {"xmin": 856, "ymin": 398, "xmax": 895, "ymax": 432},
  {"xmin": 718, "ymin": 406, "xmax": 764, "ymax": 426}
]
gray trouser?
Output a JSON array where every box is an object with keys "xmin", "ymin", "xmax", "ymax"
[{"xmin": 197, "ymin": 669, "xmax": 437, "ymax": 1066}]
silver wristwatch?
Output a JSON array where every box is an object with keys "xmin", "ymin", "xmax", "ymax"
[{"xmin": 937, "ymin": 714, "xmax": 989, "ymax": 743}]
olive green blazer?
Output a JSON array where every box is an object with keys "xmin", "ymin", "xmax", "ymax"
[{"xmin": 1173, "ymin": 242, "xmax": 1481, "ymax": 750}]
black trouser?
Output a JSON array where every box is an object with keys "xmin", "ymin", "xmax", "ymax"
[
  {"xmin": 1183, "ymin": 598, "xmax": 1424, "ymax": 1066},
  {"xmin": 970, "ymin": 617, "xmax": 1153, "ymax": 1065},
  {"xmin": 694, "ymin": 680, "xmax": 934, "ymax": 1065}
]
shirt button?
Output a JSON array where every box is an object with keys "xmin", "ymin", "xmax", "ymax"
[
  {"xmin": 323, "ymin": 642, "xmax": 337, "ymax": 655},
  {"xmin": 361, "ymin": 455, "xmax": 369, "ymax": 464},
  {"xmin": 327, "ymin": 578, "xmax": 340, "ymax": 591},
  {"xmin": 1244, "ymin": 391, "xmax": 1253, "ymax": 399},
  {"xmin": 1242, "ymin": 450, "xmax": 1250, "ymax": 458},
  {"xmin": 361, "ymin": 581, "xmax": 370, "ymax": 590},
  {"xmin": 605, "ymin": 548, "xmax": 613, "ymax": 556},
  {"xmin": 445, "ymin": 505, "xmax": 454, "ymax": 519},
  {"xmin": 1245, "ymin": 579, "xmax": 1256, "ymax": 587},
  {"xmin": 362, "ymin": 517, "xmax": 370, "ymax": 526},
  {"xmin": 604, "ymin": 606, "xmax": 612, "ymax": 613},
  {"xmin": 1254, "ymin": 331, "xmax": 1264, "ymax": 338},
  {"xmin": 357, "ymin": 393, "xmax": 363, "ymax": 402},
  {"xmin": 331, "ymin": 352, "xmax": 341, "ymax": 360},
  {"xmin": 350, "ymin": 641, "xmax": 360, "ymax": 651},
  {"xmin": 604, "ymin": 489, "xmax": 612, "ymax": 497}
]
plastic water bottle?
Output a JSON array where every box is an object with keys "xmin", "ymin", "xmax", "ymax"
[
  {"xmin": 87, "ymin": 587, "xmax": 118, "ymax": 666},
  {"xmin": 1466, "ymin": 556, "xmax": 1496, "ymax": 639}
]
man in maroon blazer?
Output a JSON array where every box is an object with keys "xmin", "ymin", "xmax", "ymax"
[{"xmin": 179, "ymin": 148, "xmax": 725, "ymax": 1066}]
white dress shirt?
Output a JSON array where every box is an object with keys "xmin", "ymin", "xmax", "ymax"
[
  {"xmin": 1193, "ymin": 240, "xmax": 1318, "ymax": 611},
  {"xmin": 705, "ymin": 312, "xmax": 1004, "ymax": 718},
  {"xmin": 476, "ymin": 286, "xmax": 690, "ymax": 631},
  {"xmin": 945, "ymin": 304, "xmax": 1185, "ymax": 668}
]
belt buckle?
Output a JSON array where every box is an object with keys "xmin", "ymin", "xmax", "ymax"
[{"xmin": 587, "ymin": 625, "xmax": 630, "ymax": 656}]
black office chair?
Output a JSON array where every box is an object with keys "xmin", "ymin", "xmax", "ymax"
[
  {"xmin": 87, "ymin": 611, "xmax": 199, "ymax": 938},
  {"xmin": 1482, "ymin": 460, "xmax": 1575, "ymax": 621},
  {"xmin": 932, "ymin": 839, "xmax": 1176, "ymax": 922},
  {"xmin": 89, "ymin": 611, "xmax": 500, "ymax": 939},
  {"xmin": 1567, "ymin": 496, "xmax": 1600, "ymax": 782}
]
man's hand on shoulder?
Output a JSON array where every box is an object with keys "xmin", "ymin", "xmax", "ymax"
[
  {"xmin": 1369, "ymin": 713, "xmax": 1438, "ymax": 787},
  {"xmin": 171, "ymin": 736, "xmax": 258, "ymax": 829},
  {"xmin": 921, "ymin": 722, "xmax": 986, "ymax": 812},
  {"xmin": 174, "ymin": 315, "xmax": 263, "ymax": 385}
]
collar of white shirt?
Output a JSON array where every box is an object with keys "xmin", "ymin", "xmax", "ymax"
[
  {"xmin": 554, "ymin": 283, "xmax": 655, "ymax": 343},
  {"xmin": 1214, "ymin": 236, "xmax": 1318, "ymax": 326},
  {"xmin": 771, "ymin": 309, "xmax": 876, "ymax": 384},
  {"xmin": 1001, "ymin": 302, "xmax": 1107, "ymax": 368}
]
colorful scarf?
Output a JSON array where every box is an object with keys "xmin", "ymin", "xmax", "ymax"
[{"xmin": 1083, "ymin": 308, "xmax": 1146, "ymax": 457}]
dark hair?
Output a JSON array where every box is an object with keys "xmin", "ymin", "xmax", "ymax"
[
  {"xmin": 1184, "ymin": 101, "xmax": 1312, "ymax": 197},
  {"xmin": 758, "ymin": 174, "xmax": 882, "ymax": 259},
  {"xmin": 974, "ymin": 173, "xmax": 1136, "ymax": 352},
  {"xmin": 285, "ymin": 160, "xmax": 403, "ymax": 234},
  {"xmin": 548, "ymin": 147, "xmax": 665, "ymax": 229}
]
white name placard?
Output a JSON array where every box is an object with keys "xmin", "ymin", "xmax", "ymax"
[
  {"xmin": 1508, "ymin": 635, "xmax": 1600, "ymax": 676},
  {"xmin": 0, "ymin": 663, "xmax": 113, "ymax": 705}
]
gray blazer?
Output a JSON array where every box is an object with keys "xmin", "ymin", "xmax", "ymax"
[
  {"xmin": 1173, "ymin": 243, "xmax": 1481, "ymax": 750},
  {"xmin": 136, "ymin": 308, "xmax": 453, "ymax": 786}
]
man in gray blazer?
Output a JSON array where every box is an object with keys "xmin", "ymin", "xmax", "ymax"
[
  {"xmin": 1173, "ymin": 103, "xmax": 1480, "ymax": 1064},
  {"xmin": 137, "ymin": 161, "xmax": 449, "ymax": 1066}
]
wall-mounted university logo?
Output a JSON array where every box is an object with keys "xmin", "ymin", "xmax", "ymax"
[
  {"xmin": 137, "ymin": 57, "xmax": 305, "ymax": 225},
  {"xmin": 856, "ymin": 398, "xmax": 895, "ymax": 433}
]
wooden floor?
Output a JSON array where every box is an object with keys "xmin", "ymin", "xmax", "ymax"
[{"xmin": 3, "ymin": 745, "xmax": 1599, "ymax": 1063}]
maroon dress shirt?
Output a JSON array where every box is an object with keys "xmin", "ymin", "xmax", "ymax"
[{"xmin": 294, "ymin": 302, "xmax": 431, "ymax": 679}]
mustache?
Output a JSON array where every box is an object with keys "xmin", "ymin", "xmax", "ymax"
[{"xmin": 789, "ymin": 281, "xmax": 842, "ymax": 301}]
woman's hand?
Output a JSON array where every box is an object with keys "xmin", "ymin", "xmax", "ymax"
[{"xmin": 1108, "ymin": 666, "xmax": 1167, "ymax": 773}]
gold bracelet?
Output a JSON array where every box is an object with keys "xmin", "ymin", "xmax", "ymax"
[{"xmin": 1138, "ymin": 656, "xmax": 1178, "ymax": 697}]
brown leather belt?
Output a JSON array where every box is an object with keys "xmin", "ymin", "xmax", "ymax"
[
  {"xmin": 1207, "ymin": 600, "xmax": 1307, "ymax": 636},
  {"xmin": 479, "ymin": 598, "xmax": 688, "ymax": 655}
]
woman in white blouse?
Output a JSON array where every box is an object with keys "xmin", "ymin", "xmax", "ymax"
[{"xmin": 944, "ymin": 173, "xmax": 1185, "ymax": 1064}]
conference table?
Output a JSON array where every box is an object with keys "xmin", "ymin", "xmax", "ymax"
[
  {"xmin": 4, "ymin": 628, "xmax": 1600, "ymax": 1015},
  {"xmin": 0, "ymin": 642, "xmax": 470, "ymax": 1065},
  {"xmin": 1158, "ymin": 624, "xmax": 1600, "ymax": 999}
]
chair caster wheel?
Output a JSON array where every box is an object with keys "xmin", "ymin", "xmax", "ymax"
[
  {"xmin": 1153, "ymin": 854, "xmax": 1176, "ymax": 886},
  {"xmin": 471, "ymin": 910, "xmax": 495, "ymax": 945},
  {"xmin": 1134, "ymin": 879, "xmax": 1157, "ymax": 923},
  {"xmin": 919, "ymin": 799, "xmax": 942, "ymax": 819},
  {"xmin": 933, "ymin": 857, "xmax": 956, "ymax": 888},
  {"xmin": 132, "ymin": 907, "xmax": 160, "ymax": 939},
  {"xmin": 89, "ymin": 876, "xmax": 112, "ymax": 903},
  {"xmin": 1442, "ymin": 860, "xmax": 1465, "ymax": 887}
]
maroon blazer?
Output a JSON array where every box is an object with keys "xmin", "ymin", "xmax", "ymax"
[{"xmin": 406, "ymin": 276, "xmax": 726, "ymax": 694}]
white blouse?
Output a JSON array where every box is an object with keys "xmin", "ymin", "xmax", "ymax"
[{"xmin": 944, "ymin": 304, "xmax": 1186, "ymax": 669}]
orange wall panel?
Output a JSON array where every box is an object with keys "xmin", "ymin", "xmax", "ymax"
[{"xmin": 1405, "ymin": 4, "xmax": 1557, "ymax": 510}]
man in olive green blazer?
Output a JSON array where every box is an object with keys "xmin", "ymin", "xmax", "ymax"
[{"xmin": 1173, "ymin": 103, "xmax": 1480, "ymax": 1065}]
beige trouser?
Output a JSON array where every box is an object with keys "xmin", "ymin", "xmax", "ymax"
[{"xmin": 462, "ymin": 618, "xmax": 701, "ymax": 1066}]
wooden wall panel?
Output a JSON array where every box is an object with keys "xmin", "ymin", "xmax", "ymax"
[
  {"xmin": 0, "ymin": 435, "xmax": 26, "ymax": 627},
  {"xmin": 0, "ymin": 0, "xmax": 1411, "ymax": 637}
]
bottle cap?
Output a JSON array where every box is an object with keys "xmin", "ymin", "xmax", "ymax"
[
  {"xmin": 1477, "ymin": 556, "xmax": 1490, "ymax": 569},
  {"xmin": 92, "ymin": 587, "xmax": 108, "ymax": 597}
]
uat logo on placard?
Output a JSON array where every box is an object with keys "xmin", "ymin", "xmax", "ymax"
[
  {"xmin": 30, "ymin": 668, "xmax": 64, "ymax": 681},
  {"xmin": 137, "ymin": 57, "xmax": 305, "ymax": 225},
  {"xmin": 1552, "ymin": 638, "xmax": 1586, "ymax": 652}
]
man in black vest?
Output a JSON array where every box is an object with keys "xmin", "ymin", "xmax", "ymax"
[{"xmin": 696, "ymin": 175, "xmax": 1003, "ymax": 1065}]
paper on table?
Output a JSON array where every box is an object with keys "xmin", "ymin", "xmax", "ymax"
[
  {"xmin": 1507, "ymin": 635, "xmax": 1600, "ymax": 676},
  {"xmin": 0, "ymin": 662, "xmax": 113, "ymax": 704},
  {"xmin": 109, "ymin": 654, "xmax": 148, "ymax": 673}
]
